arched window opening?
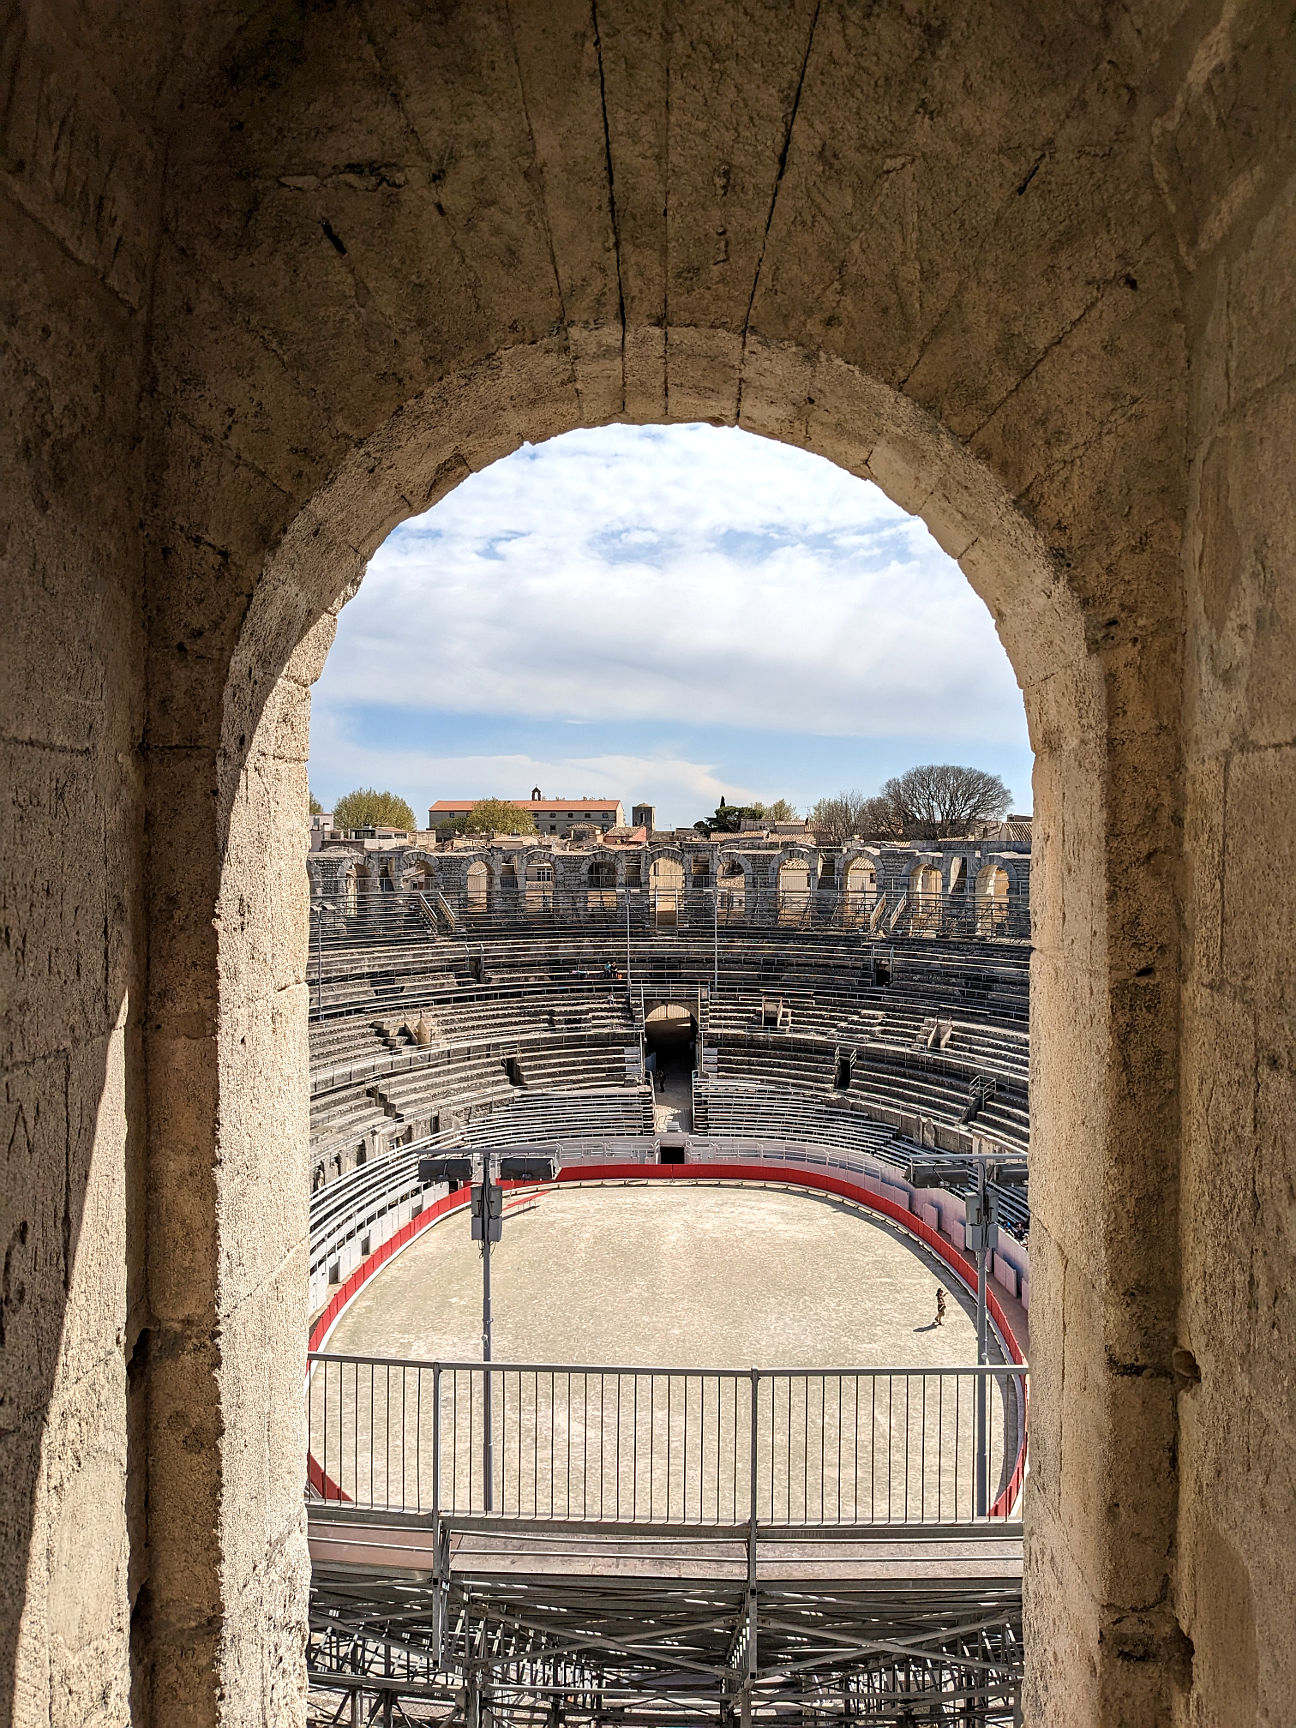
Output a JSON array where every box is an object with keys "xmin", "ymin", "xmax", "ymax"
[
  {"xmin": 908, "ymin": 862, "xmax": 943, "ymax": 932},
  {"xmin": 271, "ymin": 420, "xmax": 1039, "ymax": 1728},
  {"xmin": 587, "ymin": 856, "xmax": 618, "ymax": 914},
  {"xmin": 843, "ymin": 857, "xmax": 877, "ymax": 927},
  {"xmin": 466, "ymin": 859, "xmax": 489, "ymax": 914},
  {"xmin": 649, "ymin": 855, "xmax": 685, "ymax": 928},
  {"xmin": 719, "ymin": 860, "xmax": 747, "ymax": 923},
  {"xmin": 976, "ymin": 863, "xmax": 1012, "ymax": 935},
  {"xmin": 348, "ymin": 862, "xmax": 372, "ymax": 919},
  {"xmin": 525, "ymin": 860, "xmax": 554, "ymax": 917},
  {"xmin": 777, "ymin": 858, "xmax": 812, "ymax": 925}
]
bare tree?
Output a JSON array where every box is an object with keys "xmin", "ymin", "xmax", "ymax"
[
  {"xmin": 879, "ymin": 764, "xmax": 1011, "ymax": 839},
  {"xmin": 808, "ymin": 790, "xmax": 900, "ymax": 844}
]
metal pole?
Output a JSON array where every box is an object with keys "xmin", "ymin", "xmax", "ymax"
[
  {"xmin": 625, "ymin": 886, "xmax": 632, "ymax": 995},
  {"xmin": 744, "ymin": 1366, "xmax": 759, "ymax": 1728},
  {"xmin": 482, "ymin": 1160, "xmax": 495, "ymax": 1513},
  {"xmin": 713, "ymin": 885, "xmax": 719, "ymax": 997},
  {"xmin": 975, "ymin": 1162, "xmax": 989, "ymax": 1517}
]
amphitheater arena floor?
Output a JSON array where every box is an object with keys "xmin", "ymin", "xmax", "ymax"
[{"xmin": 323, "ymin": 1183, "xmax": 993, "ymax": 1368}]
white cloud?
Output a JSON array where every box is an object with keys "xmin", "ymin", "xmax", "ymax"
[
  {"xmin": 308, "ymin": 706, "xmax": 759, "ymax": 825},
  {"xmin": 317, "ymin": 424, "xmax": 1028, "ymax": 746}
]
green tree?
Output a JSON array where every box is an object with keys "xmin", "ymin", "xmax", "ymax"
[
  {"xmin": 693, "ymin": 799, "xmax": 766, "ymax": 835},
  {"xmin": 763, "ymin": 798, "xmax": 799, "ymax": 823},
  {"xmin": 309, "ymin": 792, "xmax": 323, "ymax": 815},
  {"xmin": 332, "ymin": 787, "xmax": 417, "ymax": 832},
  {"xmin": 439, "ymin": 797, "xmax": 538, "ymax": 837}
]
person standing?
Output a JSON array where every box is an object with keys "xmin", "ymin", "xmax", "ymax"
[{"xmin": 934, "ymin": 1287, "xmax": 947, "ymax": 1327}]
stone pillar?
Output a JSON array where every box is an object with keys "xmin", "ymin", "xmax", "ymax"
[{"xmin": 140, "ymin": 616, "xmax": 335, "ymax": 1726}]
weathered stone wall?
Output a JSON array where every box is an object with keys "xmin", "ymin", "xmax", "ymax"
[
  {"xmin": 1171, "ymin": 12, "xmax": 1296, "ymax": 1723},
  {"xmin": 2, "ymin": 3, "xmax": 1295, "ymax": 1725},
  {"xmin": 0, "ymin": 5, "xmax": 161, "ymax": 1723}
]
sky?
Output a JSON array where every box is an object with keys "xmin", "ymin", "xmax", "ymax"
[{"xmin": 309, "ymin": 424, "xmax": 1033, "ymax": 830}]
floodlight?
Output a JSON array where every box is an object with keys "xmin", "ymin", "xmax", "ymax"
[
  {"xmin": 989, "ymin": 1161, "xmax": 1030, "ymax": 1187},
  {"xmin": 907, "ymin": 1161, "xmax": 960, "ymax": 1187},
  {"xmin": 418, "ymin": 1155, "xmax": 474, "ymax": 1184},
  {"xmin": 497, "ymin": 1153, "xmax": 559, "ymax": 1181}
]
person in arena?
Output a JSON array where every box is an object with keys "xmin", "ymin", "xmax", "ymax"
[{"xmin": 934, "ymin": 1287, "xmax": 948, "ymax": 1327}]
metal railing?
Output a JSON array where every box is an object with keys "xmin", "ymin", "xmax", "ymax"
[
  {"xmin": 306, "ymin": 1355, "xmax": 1026, "ymax": 1526},
  {"xmin": 308, "ymin": 885, "xmax": 1030, "ymax": 952}
]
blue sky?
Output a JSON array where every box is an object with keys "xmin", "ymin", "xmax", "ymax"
[{"xmin": 309, "ymin": 424, "xmax": 1033, "ymax": 829}]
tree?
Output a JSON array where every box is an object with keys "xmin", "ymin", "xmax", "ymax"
[
  {"xmin": 809, "ymin": 791, "xmax": 897, "ymax": 844},
  {"xmin": 763, "ymin": 798, "xmax": 800, "ymax": 823},
  {"xmin": 438, "ymin": 798, "xmax": 538, "ymax": 837},
  {"xmin": 879, "ymin": 764, "xmax": 1011, "ymax": 839},
  {"xmin": 309, "ymin": 792, "xmax": 323, "ymax": 816},
  {"xmin": 332, "ymin": 787, "xmax": 417, "ymax": 832},
  {"xmin": 694, "ymin": 801, "xmax": 765, "ymax": 835}
]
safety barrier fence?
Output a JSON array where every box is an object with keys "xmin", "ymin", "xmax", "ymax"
[
  {"xmin": 306, "ymin": 1355, "xmax": 1026, "ymax": 1526},
  {"xmin": 308, "ymin": 885, "xmax": 1030, "ymax": 951}
]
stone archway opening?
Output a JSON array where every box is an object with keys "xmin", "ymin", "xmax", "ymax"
[
  {"xmin": 644, "ymin": 1003, "xmax": 698, "ymax": 1124},
  {"xmin": 844, "ymin": 857, "xmax": 877, "ymax": 927},
  {"xmin": 466, "ymin": 859, "xmax": 489, "ymax": 914},
  {"xmin": 776, "ymin": 857, "xmax": 812, "ymax": 924},
  {"xmin": 587, "ymin": 856, "xmax": 618, "ymax": 914},
  {"xmin": 205, "ymin": 337, "xmax": 1115, "ymax": 1728},
  {"xmin": 648, "ymin": 855, "xmax": 686, "ymax": 928},
  {"xmin": 976, "ymin": 863, "xmax": 1012, "ymax": 937}
]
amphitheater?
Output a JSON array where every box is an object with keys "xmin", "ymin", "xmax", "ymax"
[
  {"xmin": 302, "ymin": 850, "xmax": 1032, "ymax": 1722},
  {"xmin": 6, "ymin": 5, "xmax": 1296, "ymax": 1726}
]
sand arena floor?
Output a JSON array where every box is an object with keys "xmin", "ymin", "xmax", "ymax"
[
  {"xmin": 310, "ymin": 1185, "xmax": 1022, "ymax": 1522},
  {"xmin": 324, "ymin": 1182, "xmax": 993, "ymax": 1368}
]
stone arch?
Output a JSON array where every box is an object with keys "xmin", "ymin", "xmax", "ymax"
[
  {"xmin": 345, "ymin": 859, "xmax": 372, "ymax": 917},
  {"xmin": 465, "ymin": 858, "xmax": 490, "ymax": 915},
  {"xmin": 520, "ymin": 848, "xmax": 555, "ymax": 917},
  {"xmin": 8, "ymin": 6, "xmax": 1296, "ymax": 1723},
  {"xmin": 776, "ymin": 852, "xmax": 813, "ymax": 924},
  {"xmin": 586, "ymin": 852, "xmax": 619, "ymax": 915},
  {"xmin": 717, "ymin": 854, "xmax": 749, "ymax": 923},
  {"xmin": 183, "ymin": 333, "xmax": 1130, "ymax": 1728},
  {"xmin": 909, "ymin": 860, "xmax": 944, "ymax": 931},
  {"xmin": 647, "ymin": 848, "xmax": 686, "ymax": 929},
  {"xmin": 976, "ymin": 862, "xmax": 1013, "ymax": 936},
  {"xmin": 843, "ymin": 853, "xmax": 879, "ymax": 927},
  {"xmin": 402, "ymin": 850, "xmax": 437, "ymax": 893}
]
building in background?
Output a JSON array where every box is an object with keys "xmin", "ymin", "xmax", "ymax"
[{"xmin": 427, "ymin": 793, "xmax": 626, "ymax": 837}]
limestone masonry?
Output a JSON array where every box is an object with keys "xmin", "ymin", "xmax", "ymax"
[{"xmin": 3, "ymin": 3, "xmax": 1294, "ymax": 1726}]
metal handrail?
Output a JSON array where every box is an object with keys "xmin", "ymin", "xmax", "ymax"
[
  {"xmin": 305, "ymin": 1355, "xmax": 1028, "ymax": 1528},
  {"xmin": 309, "ymin": 1349, "xmax": 1019, "ymax": 1378}
]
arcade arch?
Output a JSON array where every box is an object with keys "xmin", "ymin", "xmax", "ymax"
[
  {"xmin": 465, "ymin": 860, "xmax": 490, "ymax": 913},
  {"xmin": 524, "ymin": 858, "xmax": 554, "ymax": 916},
  {"xmin": 776, "ymin": 855, "xmax": 813, "ymax": 924},
  {"xmin": 586, "ymin": 856, "xmax": 618, "ymax": 913},
  {"xmin": 844, "ymin": 857, "xmax": 878, "ymax": 926},
  {"xmin": 909, "ymin": 862, "xmax": 944, "ymax": 931},
  {"xmin": 977, "ymin": 864, "xmax": 1013, "ymax": 936},
  {"xmin": 648, "ymin": 853, "xmax": 686, "ymax": 928},
  {"xmin": 719, "ymin": 859, "xmax": 748, "ymax": 922}
]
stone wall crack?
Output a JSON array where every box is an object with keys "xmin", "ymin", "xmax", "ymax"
[
  {"xmin": 590, "ymin": 0, "xmax": 627, "ymax": 415},
  {"xmin": 736, "ymin": 0, "xmax": 821, "ymax": 423}
]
